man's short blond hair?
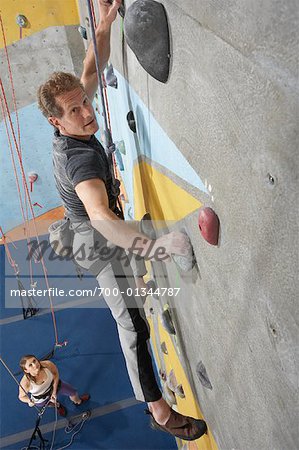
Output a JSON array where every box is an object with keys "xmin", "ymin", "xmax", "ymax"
[{"xmin": 37, "ymin": 72, "xmax": 84, "ymax": 118}]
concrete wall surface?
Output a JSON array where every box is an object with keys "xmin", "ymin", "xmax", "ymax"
[
  {"xmin": 1, "ymin": 0, "xmax": 297, "ymax": 448},
  {"xmin": 108, "ymin": 1, "xmax": 298, "ymax": 449},
  {"xmin": 0, "ymin": 25, "xmax": 84, "ymax": 112}
]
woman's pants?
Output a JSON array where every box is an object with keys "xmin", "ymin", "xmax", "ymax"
[{"xmin": 33, "ymin": 380, "xmax": 77, "ymax": 407}]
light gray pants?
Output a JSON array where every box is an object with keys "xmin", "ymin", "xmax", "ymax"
[{"xmin": 71, "ymin": 221, "xmax": 161, "ymax": 403}]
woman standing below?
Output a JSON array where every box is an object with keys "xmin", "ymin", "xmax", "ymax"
[{"xmin": 18, "ymin": 355, "xmax": 90, "ymax": 416}]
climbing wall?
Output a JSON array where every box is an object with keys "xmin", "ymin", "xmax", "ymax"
[
  {"xmin": 105, "ymin": 1, "xmax": 297, "ymax": 449},
  {"xmin": 0, "ymin": 2, "xmax": 177, "ymax": 450},
  {"xmin": 1, "ymin": 0, "xmax": 297, "ymax": 449}
]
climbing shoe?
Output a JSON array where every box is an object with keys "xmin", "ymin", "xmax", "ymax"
[
  {"xmin": 73, "ymin": 393, "xmax": 90, "ymax": 406},
  {"xmin": 57, "ymin": 403, "xmax": 67, "ymax": 417},
  {"xmin": 145, "ymin": 408, "xmax": 207, "ymax": 441}
]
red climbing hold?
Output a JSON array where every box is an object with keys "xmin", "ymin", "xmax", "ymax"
[
  {"xmin": 28, "ymin": 172, "xmax": 38, "ymax": 192},
  {"xmin": 198, "ymin": 207, "xmax": 219, "ymax": 246}
]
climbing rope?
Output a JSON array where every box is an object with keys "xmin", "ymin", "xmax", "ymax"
[
  {"xmin": 17, "ymin": 276, "xmax": 39, "ymax": 320},
  {"xmin": 49, "ymin": 403, "xmax": 58, "ymax": 450},
  {"xmin": 0, "ymin": 19, "xmax": 61, "ymax": 346},
  {"xmin": 0, "ymin": 88, "xmax": 34, "ymax": 287},
  {"xmin": 2, "ymin": 357, "xmax": 58, "ymax": 450},
  {"xmin": 0, "ymin": 227, "xmax": 18, "ymax": 271},
  {"xmin": 0, "ymin": 227, "xmax": 39, "ymax": 319},
  {"xmin": 0, "ymin": 355, "xmax": 88, "ymax": 450},
  {"xmin": 56, "ymin": 413, "xmax": 90, "ymax": 450},
  {"xmin": 0, "ymin": 14, "xmax": 34, "ymax": 285},
  {"xmin": 86, "ymin": 0, "xmax": 124, "ymax": 217},
  {"xmin": 0, "ymin": 356, "xmax": 41, "ymax": 413},
  {"xmin": 0, "ymin": 15, "xmax": 21, "ymax": 151},
  {"xmin": 86, "ymin": 0, "xmax": 111, "ymax": 147}
]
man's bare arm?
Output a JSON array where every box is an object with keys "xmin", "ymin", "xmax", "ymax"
[
  {"xmin": 75, "ymin": 178, "xmax": 153, "ymax": 254},
  {"xmin": 81, "ymin": 0, "xmax": 121, "ymax": 100},
  {"xmin": 75, "ymin": 178, "xmax": 191, "ymax": 260}
]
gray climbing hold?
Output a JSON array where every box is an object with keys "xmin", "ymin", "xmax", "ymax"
[
  {"xmin": 196, "ymin": 361, "xmax": 213, "ymax": 390},
  {"xmin": 127, "ymin": 110, "xmax": 136, "ymax": 133},
  {"xmin": 161, "ymin": 341, "xmax": 168, "ymax": 355},
  {"xmin": 124, "ymin": 0, "xmax": 170, "ymax": 83},
  {"xmin": 167, "ymin": 369, "xmax": 186, "ymax": 398},
  {"xmin": 115, "ymin": 148, "xmax": 124, "ymax": 171},
  {"xmin": 175, "ymin": 384, "xmax": 185, "ymax": 398},
  {"xmin": 16, "ymin": 14, "xmax": 28, "ymax": 28},
  {"xmin": 106, "ymin": 64, "xmax": 118, "ymax": 88},
  {"xmin": 163, "ymin": 383, "xmax": 177, "ymax": 406},
  {"xmin": 172, "ymin": 229, "xmax": 197, "ymax": 272},
  {"xmin": 116, "ymin": 140, "xmax": 126, "ymax": 155},
  {"xmin": 78, "ymin": 25, "xmax": 87, "ymax": 40},
  {"xmin": 146, "ymin": 279, "xmax": 159, "ymax": 299},
  {"xmin": 159, "ymin": 369, "xmax": 167, "ymax": 381},
  {"xmin": 140, "ymin": 213, "xmax": 157, "ymax": 239},
  {"xmin": 161, "ymin": 305, "xmax": 176, "ymax": 335}
]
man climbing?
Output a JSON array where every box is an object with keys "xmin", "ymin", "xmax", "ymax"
[{"xmin": 37, "ymin": 0, "xmax": 207, "ymax": 441}]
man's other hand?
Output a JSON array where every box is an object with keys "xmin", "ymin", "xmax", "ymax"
[
  {"xmin": 148, "ymin": 232, "xmax": 192, "ymax": 262},
  {"xmin": 98, "ymin": 0, "xmax": 122, "ymax": 27}
]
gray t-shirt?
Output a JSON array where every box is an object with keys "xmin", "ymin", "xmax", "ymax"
[{"xmin": 52, "ymin": 129, "xmax": 115, "ymax": 219}]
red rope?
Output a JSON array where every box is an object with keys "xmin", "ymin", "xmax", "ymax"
[
  {"xmin": 0, "ymin": 81, "xmax": 60, "ymax": 345},
  {"xmin": 101, "ymin": 75, "xmax": 119, "ymax": 180},
  {"xmin": 0, "ymin": 88, "xmax": 34, "ymax": 284},
  {"xmin": 0, "ymin": 15, "xmax": 21, "ymax": 152},
  {"xmin": 0, "ymin": 227, "xmax": 18, "ymax": 273},
  {"xmin": 0, "ymin": 55, "xmax": 60, "ymax": 347},
  {"xmin": 89, "ymin": 1, "xmax": 120, "ymax": 182},
  {"xmin": 0, "ymin": 14, "xmax": 33, "ymax": 282}
]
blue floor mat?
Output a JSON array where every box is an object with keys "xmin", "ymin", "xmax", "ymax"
[
  {"xmin": 1, "ymin": 243, "xmax": 176, "ymax": 449},
  {"xmin": 3, "ymin": 403, "xmax": 176, "ymax": 450},
  {"xmin": 1, "ymin": 242, "xmax": 176, "ymax": 449}
]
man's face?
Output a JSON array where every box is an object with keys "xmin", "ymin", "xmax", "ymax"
[{"xmin": 50, "ymin": 87, "xmax": 99, "ymax": 139}]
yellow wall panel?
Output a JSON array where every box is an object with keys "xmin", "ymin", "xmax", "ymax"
[
  {"xmin": 157, "ymin": 319, "xmax": 218, "ymax": 450},
  {"xmin": 0, "ymin": 0, "xmax": 79, "ymax": 47},
  {"xmin": 133, "ymin": 161, "xmax": 202, "ymax": 221}
]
